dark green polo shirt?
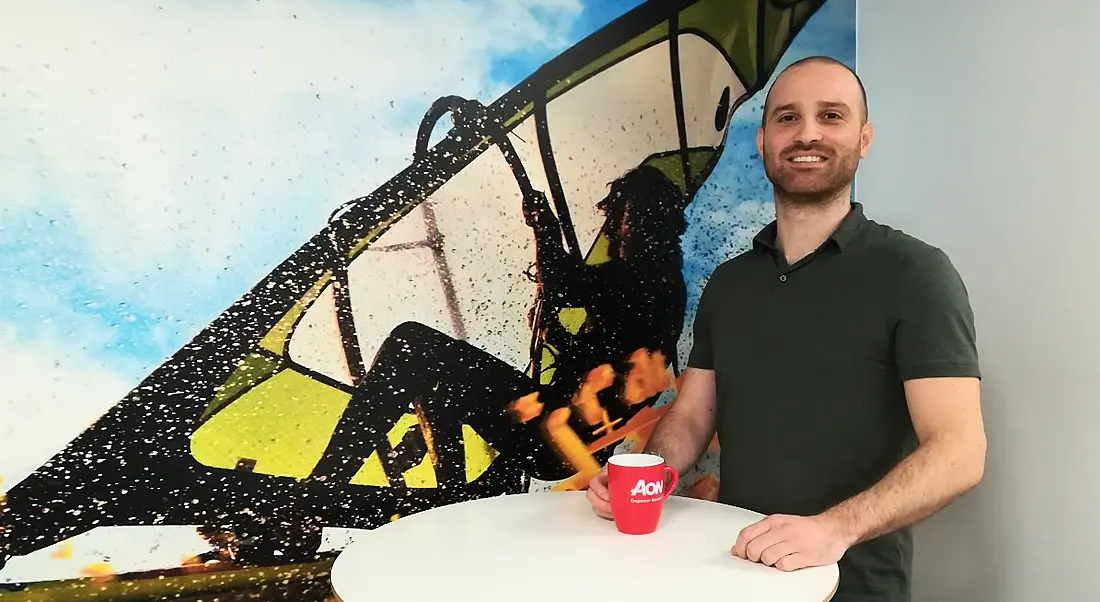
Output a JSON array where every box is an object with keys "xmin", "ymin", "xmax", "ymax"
[{"xmin": 687, "ymin": 202, "xmax": 980, "ymax": 602}]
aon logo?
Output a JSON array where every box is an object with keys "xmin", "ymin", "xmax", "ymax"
[{"xmin": 630, "ymin": 478, "xmax": 663, "ymax": 497}]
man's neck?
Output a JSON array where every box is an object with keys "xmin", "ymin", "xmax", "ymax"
[{"xmin": 773, "ymin": 190, "xmax": 852, "ymax": 265}]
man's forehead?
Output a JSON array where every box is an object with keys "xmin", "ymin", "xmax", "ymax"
[
  {"xmin": 772, "ymin": 67, "xmax": 859, "ymax": 102},
  {"xmin": 764, "ymin": 62, "xmax": 865, "ymax": 118},
  {"xmin": 770, "ymin": 99, "xmax": 853, "ymax": 113}
]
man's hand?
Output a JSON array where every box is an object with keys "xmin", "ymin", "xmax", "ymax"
[
  {"xmin": 731, "ymin": 514, "xmax": 852, "ymax": 571},
  {"xmin": 585, "ymin": 466, "xmax": 613, "ymax": 520}
]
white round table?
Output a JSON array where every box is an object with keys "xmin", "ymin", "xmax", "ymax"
[{"xmin": 330, "ymin": 491, "xmax": 838, "ymax": 602}]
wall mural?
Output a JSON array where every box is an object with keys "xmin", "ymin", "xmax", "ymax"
[{"xmin": 0, "ymin": 0, "xmax": 854, "ymax": 597}]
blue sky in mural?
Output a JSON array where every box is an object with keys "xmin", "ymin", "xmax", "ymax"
[
  {"xmin": 489, "ymin": 0, "xmax": 646, "ymax": 85},
  {"xmin": 0, "ymin": 0, "xmax": 854, "ymax": 388}
]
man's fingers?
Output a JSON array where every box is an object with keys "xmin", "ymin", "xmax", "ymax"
[
  {"xmin": 732, "ymin": 516, "xmax": 776, "ymax": 558},
  {"xmin": 759, "ymin": 540, "xmax": 799, "ymax": 567},
  {"xmin": 775, "ymin": 552, "xmax": 812, "ymax": 572},
  {"xmin": 744, "ymin": 528, "xmax": 785, "ymax": 563},
  {"xmin": 586, "ymin": 490, "xmax": 613, "ymax": 520},
  {"xmin": 586, "ymin": 470, "xmax": 613, "ymax": 520},
  {"xmin": 588, "ymin": 472, "xmax": 610, "ymax": 499}
]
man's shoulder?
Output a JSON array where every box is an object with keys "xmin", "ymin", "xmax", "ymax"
[{"xmin": 860, "ymin": 218, "xmax": 958, "ymax": 275}]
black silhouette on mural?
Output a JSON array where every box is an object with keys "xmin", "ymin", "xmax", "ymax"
[
  {"xmin": 0, "ymin": 0, "xmax": 827, "ymax": 575},
  {"xmin": 311, "ymin": 151, "xmax": 688, "ymax": 489},
  {"xmin": 523, "ymin": 164, "xmax": 689, "ymax": 454}
]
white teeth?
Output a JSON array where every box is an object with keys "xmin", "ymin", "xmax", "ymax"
[{"xmin": 791, "ymin": 156, "xmax": 823, "ymax": 163}]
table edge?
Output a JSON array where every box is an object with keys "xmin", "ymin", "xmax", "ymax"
[
  {"xmin": 333, "ymin": 578, "xmax": 839, "ymax": 602},
  {"xmin": 329, "ymin": 492, "xmax": 841, "ymax": 602}
]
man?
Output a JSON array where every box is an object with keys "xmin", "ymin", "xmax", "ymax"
[{"xmin": 584, "ymin": 56, "xmax": 986, "ymax": 601}]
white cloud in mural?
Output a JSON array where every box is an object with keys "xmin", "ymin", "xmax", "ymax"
[
  {"xmin": 0, "ymin": 0, "xmax": 586, "ymax": 580},
  {"xmin": 0, "ymin": 0, "xmax": 582, "ymax": 304},
  {"xmin": 0, "ymin": 0, "xmax": 588, "ymax": 466},
  {"xmin": 0, "ymin": 0, "xmax": 584, "ymax": 489},
  {"xmin": 0, "ymin": 323, "xmax": 134, "ymax": 493}
]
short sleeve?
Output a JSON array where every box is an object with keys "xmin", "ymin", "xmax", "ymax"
[
  {"xmin": 686, "ymin": 277, "xmax": 716, "ymax": 370},
  {"xmin": 894, "ymin": 247, "xmax": 981, "ymax": 381}
]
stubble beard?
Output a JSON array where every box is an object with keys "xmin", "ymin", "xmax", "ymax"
[{"xmin": 762, "ymin": 141, "xmax": 860, "ymax": 207}]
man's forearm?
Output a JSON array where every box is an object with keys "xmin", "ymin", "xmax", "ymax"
[
  {"xmin": 642, "ymin": 407, "xmax": 712, "ymax": 475},
  {"xmin": 820, "ymin": 435, "xmax": 985, "ymax": 546}
]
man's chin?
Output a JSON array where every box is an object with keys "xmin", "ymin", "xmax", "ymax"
[
  {"xmin": 773, "ymin": 183, "xmax": 848, "ymax": 204},
  {"xmin": 769, "ymin": 172, "xmax": 851, "ymax": 198}
]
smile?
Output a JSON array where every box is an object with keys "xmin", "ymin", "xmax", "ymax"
[{"xmin": 789, "ymin": 155, "xmax": 826, "ymax": 163}]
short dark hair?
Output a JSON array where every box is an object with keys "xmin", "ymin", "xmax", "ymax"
[{"xmin": 760, "ymin": 55, "xmax": 867, "ymax": 127}]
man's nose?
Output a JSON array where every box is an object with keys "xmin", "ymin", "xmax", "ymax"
[{"xmin": 795, "ymin": 119, "xmax": 824, "ymax": 144}]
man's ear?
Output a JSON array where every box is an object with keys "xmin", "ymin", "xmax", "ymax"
[
  {"xmin": 756, "ymin": 127, "xmax": 764, "ymax": 157},
  {"xmin": 860, "ymin": 120, "xmax": 874, "ymax": 158}
]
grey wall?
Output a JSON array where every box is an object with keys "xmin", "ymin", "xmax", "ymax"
[{"xmin": 856, "ymin": 1, "xmax": 1100, "ymax": 600}]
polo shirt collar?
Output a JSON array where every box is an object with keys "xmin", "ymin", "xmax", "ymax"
[{"xmin": 752, "ymin": 201, "xmax": 868, "ymax": 253}]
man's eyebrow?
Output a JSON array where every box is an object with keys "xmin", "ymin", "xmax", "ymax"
[
  {"xmin": 770, "ymin": 102, "xmax": 798, "ymax": 116},
  {"xmin": 769, "ymin": 100, "xmax": 852, "ymax": 116},
  {"xmin": 818, "ymin": 100, "xmax": 852, "ymax": 112}
]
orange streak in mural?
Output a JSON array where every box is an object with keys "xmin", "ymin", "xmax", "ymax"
[
  {"xmin": 623, "ymin": 349, "xmax": 672, "ymax": 405},
  {"xmin": 80, "ymin": 562, "xmax": 115, "ymax": 581},
  {"xmin": 543, "ymin": 407, "xmax": 602, "ymax": 479},
  {"xmin": 688, "ymin": 475, "xmax": 720, "ymax": 501},
  {"xmin": 412, "ymin": 401, "xmax": 439, "ymax": 467},
  {"xmin": 509, "ymin": 391, "xmax": 544, "ymax": 423}
]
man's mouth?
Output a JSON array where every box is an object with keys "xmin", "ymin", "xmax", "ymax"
[{"xmin": 788, "ymin": 154, "xmax": 827, "ymax": 163}]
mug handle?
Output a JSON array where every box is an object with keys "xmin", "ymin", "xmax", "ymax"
[{"xmin": 661, "ymin": 465, "xmax": 679, "ymax": 500}]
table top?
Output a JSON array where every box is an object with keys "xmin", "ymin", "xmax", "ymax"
[{"xmin": 330, "ymin": 491, "xmax": 838, "ymax": 602}]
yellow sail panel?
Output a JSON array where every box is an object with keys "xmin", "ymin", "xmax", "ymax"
[
  {"xmin": 557, "ymin": 307, "xmax": 587, "ymax": 334},
  {"xmin": 502, "ymin": 21, "xmax": 671, "ymax": 130},
  {"xmin": 546, "ymin": 22, "xmax": 671, "ymax": 103},
  {"xmin": 680, "ymin": 0, "xmax": 758, "ymax": 86},
  {"xmin": 386, "ymin": 413, "xmax": 420, "ymax": 448},
  {"xmin": 403, "ymin": 453, "xmax": 437, "ymax": 488},
  {"xmin": 258, "ymin": 273, "xmax": 333, "ymax": 355},
  {"xmin": 462, "ymin": 424, "xmax": 498, "ymax": 483},
  {"xmin": 538, "ymin": 343, "xmax": 558, "ymax": 385},
  {"xmin": 189, "ymin": 368, "xmax": 351, "ymax": 479},
  {"xmin": 586, "ymin": 233, "xmax": 612, "ymax": 265},
  {"xmin": 644, "ymin": 154, "xmax": 688, "ymax": 192},
  {"xmin": 687, "ymin": 148, "xmax": 715, "ymax": 180},
  {"xmin": 540, "ymin": 346, "xmax": 556, "ymax": 371},
  {"xmin": 202, "ymin": 352, "xmax": 280, "ymax": 421},
  {"xmin": 349, "ymin": 450, "xmax": 390, "ymax": 487}
]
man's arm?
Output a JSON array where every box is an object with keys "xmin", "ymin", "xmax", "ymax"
[
  {"xmin": 820, "ymin": 376, "xmax": 986, "ymax": 546},
  {"xmin": 735, "ymin": 377, "xmax": 986, "ymax": 569},
  {"xmin": 822, "ymin": 247, "xmax": 987, "ymax": 544},
  {"xmin": 643, "ymin": 367, "xmax": 718, "ymax": 475},
  {"xmin": 735, "ymin": 246, "xmax": 986, "ymax": 570}
]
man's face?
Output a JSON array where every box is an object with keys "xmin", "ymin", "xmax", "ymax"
[{"xmin": 756, "ymin": 62, "xmax": 873, "ymax": 204}]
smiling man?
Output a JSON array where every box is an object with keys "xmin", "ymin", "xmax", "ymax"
[{"xmin": 585, "ymin": 56, "xmax": 987, "ymax": 601}]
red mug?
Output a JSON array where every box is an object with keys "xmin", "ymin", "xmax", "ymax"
[{"xmin": 607, "ymin": 453, "xmax": 679, "ymax": 535}]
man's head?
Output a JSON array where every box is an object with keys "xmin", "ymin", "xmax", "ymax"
[{"xmin": 757, "ymin": 56, "xmax": 873, "ymax": 206}]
